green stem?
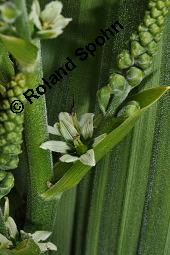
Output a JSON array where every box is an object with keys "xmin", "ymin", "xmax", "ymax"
[{"xmin": 13, "ymin": 0, "xmax": 54, "ymax": 230}]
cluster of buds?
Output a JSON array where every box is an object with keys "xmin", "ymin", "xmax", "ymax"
[
  {"xmin": 0, "ymin": 73, "xmax": 27, "ymax": 171},
  {"xmin": 97, "ymin": 0, "xmax": 170, "ymax": 117},
  {"xmin": 0, "ymin": 73, "xmax": 27, "ymax": 199}
]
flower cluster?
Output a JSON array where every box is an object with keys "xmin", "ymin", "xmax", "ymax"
[
  {"xmin": 29, "ymin": 0, "xmax": 72, "ymax": 39},
  {"xmin": 40, "ymin": 112, "xmax": 106, "ymax": 167},
  {"xmin": 0, "ymin": 198, "xmax": 57, "ymax": 253}
]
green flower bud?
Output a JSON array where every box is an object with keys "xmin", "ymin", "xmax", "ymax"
[
  {"xmin": 117, "ymin": 50, "xmax": 134, "ymax": 69},
  {"xmin": 3, "ymin": 144, "xmax": 21, "ymax": 155},
  {"xmin": 151, "ymin": 7, "xmax": 162, "ymax": 18},
  {"xmin": 7, "ymin": 157, "xmax": 19, "ymax": 169},
  {"xmin": 157, "ymin": 15, "xmax": 165, "ymax": 26},
  {"xmin": 165, "ymin": 0, "xmax": 170, "ymax": 7},
  {"xmin": 97, "ymin": 86, "xmax": 112, "ymax": 115},
  {"xmin": 147, "ymin": 40, "xmax": 158, "ymax": 55},
  {"xmin": 0, "ymin": 172, "xmax": 14, "ymax": 199},
  {"xmin": 4, "ymin": 121, "xmax": 15, "ymax": 131},
  {"xmin": 144, "ymin": 12, "xmax": 156, "ymax": 27},
  {"xmin": 162, "ymin": 7, "xmax": 168, "ymax": 16},
  {"xmin": 0, "ymin": 112, "xmax": 8, "ymax": 122},
  {"xmin": 0, "ymin": 138, "xmax": 7, "ymax": 146},
  {"xmin": 139, "ymin": 31, "xmax": 153, "ymax": 46},
  {"xmin": 126, "ymin": 67, "xmax": 144, "ymax": 87},
  {"xmin": 117, "ymin": 101, "xmax": 140, "ymax": 118},
  {"xmin": 149, "ymin": 23, "xmax": 161, "ymax": 35},
  {"xmin": 148, "ymin": 1, "xmax": 156, "ymax": 9},
  {"xmin": 109, "ymin": 73, "xmax": 127, "ymax": 94},
  {"xmin": 136, "ymin": 53, "xmax": 152, "ymax": 69},
  {"xmin": 138, "ymin": 24, "xmax": 148, "ymax": 32},
  {"xmin": 6, "ymin": 132, "xmax": 22, "ymax": 143},
  {"xmin": 144, "ymin": 66, "xmax": 153, "ymax": 77},
  {"xmin": 130, "ymin": 32, "xmax": 139, "ymax": 42},
  {"xmin": 0, "ymin": 125, "xmax": 5, "ymax": 135},
  {"xmin": 154, "ymin": 33, "xmax": 162, "ymax": 42},
  {"xmin": 0, "ymin": 84, "xmax": 6, "ymax": 95},
  {"xmin": 156, "ymin": 1, "xmax": 166, "ymax": 9},
  {"xmin": 0, "ymin": 100, "xmax": 10, "ymax": 110},
  {"xmin": 0, "ymin": 2, "xmax": 21, "ymax": 24},
  {"xmin": 131, "ymin": 41, "xmax": 146, "ymax": 57}
]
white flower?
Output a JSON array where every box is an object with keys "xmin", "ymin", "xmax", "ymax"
[
  {"xmin": 29, "ymin": 0, "xmax": 72, "ymax": 39},
  {"xmin": 0, "ymin": 198, "xmax": 57, "ymax": 253},
  {"xmin": 20, "ymin": 230, "xmax": 57, "ymax": 253},
  {"xmin": 40, "ymin": 112, "xmax": 106, "ymax": 167}
]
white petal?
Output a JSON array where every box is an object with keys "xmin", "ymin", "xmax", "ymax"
[
  {"xmin": 48, "ymin": 125, "xmax": 60, "ymax": 136},
  {"xmin": 40, "ymin": 141, "xmax": 70, "ymax": 153},
  {"xmin": 60, "ymin": 154, "xmax": 78, "ymax": 163},
  {"xmin": 41, "ymin": 1, "xmax": 63, "ymax": 24},
  {"xmin": 80, "ymin": 113, "xmax": 94, "ymax": 140},
  {"xmin": 52, "ymin": 15, "xmax": 72, "ymax": 29},
  {"xmin": 38, "ymin": 242, "xmax": 57, "ymax": 252},
  {"xmin": 29, "ymin": 0, "xmax": 42, "ymax": 29},
  {"xmin": 32, "ymin": 231, "xmax": 52, "ymax": 242},
  {"xmin": 79, "ymin": 149, "xmax": 96, "ymax": 166},
  {"xmin": 59, "ymin": 112, "xmax": 79, "ymax": 140},
  {"xmin": 0, "ymin": 233, "xmax": 12, "ymax": 248},
  {"xmin": 5, "ymin": 216, "xmax": 18, "ymax": 239},
  {"xmin": 93, "ymin": 133, "xmax": 107, "ymax": 147}
]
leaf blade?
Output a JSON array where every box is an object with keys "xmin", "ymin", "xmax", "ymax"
[{"xmin": 42, "ymin": 86, "xmax": 169, "ymax": 200}]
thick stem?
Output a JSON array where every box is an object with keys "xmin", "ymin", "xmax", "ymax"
[{"xmin": 13, "ymin": 0, "xmax": 55, "ymax": 230}]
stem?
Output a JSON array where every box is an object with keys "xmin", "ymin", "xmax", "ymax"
[{"xmin": 13, "ymin": 0, "xmax": 55, "ymax": 230}]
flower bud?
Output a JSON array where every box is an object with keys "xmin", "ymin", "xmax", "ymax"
[
  {"xmin": 131, "ymin": 41, "xmax": 146, "ymax": 57},
  {"xmin": 149, "ymin": 23, "xmax": 161, "ymax": 35},
  {"xmin": 0, "ymin": 172, "xmax": 14, "ymax": 199},
  {"xmin": 147, "ymin": 40, "xmax": 158, "ymax": 55},
  {"xmin": 109, "ymin": 73, "xmax": 127, "ymax": 94},
  {"xmin": 136, "ymin": 53, "xmax": 152, "ymax": 69},
  {"xmin": 162, "ymin": 7, "xmax": 168, "ymax": 16},
  {"xmin": 157, "ymin": 15, "xmax": 165, "ymax": 26},
  {"xmin": 0, "ymin": 2, "xmax": 20, "ymax": 23},
  {"xmin": 144, "ymin": 12, "xmax": 156, "ymax": 27},
  {"xmin": 156, "ymin": 1, "xmax": 166, "ymax": 10},
  {"xmin": 117, "ymin": 50, "xmax": 134, "ymax": 69},
  {"xmin": 151, "ymin": 7, "xmax": 162, "ymax": 18},
  {"xmin": 138, "ymin": 24, "xmax": 148, "ymax": 32},
  {"xmin": 130, "ymin": 32, "xmax": 140, "ymax": 41},
  {"xmin": 154, "ymin": 32, "xmax": 162, "ymax": 42},
  {"xmin": 139, "ymin": 31, "xmax": 153, "ymax": 46},
  {"xmin": 97, "ymin": 86, "xmax": 112, "ymax": 115},
  {"xmin": 117, "ymin": 101, "xmax": 140, "ymax": 118},
  {"xmin": 126, "ymin": 67, "xmax": 144, "ymax": 87}
]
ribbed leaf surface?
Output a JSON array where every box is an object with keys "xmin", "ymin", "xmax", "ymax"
[{"xmin": 14, "ymin": 0, "xmax": 170, "ymax": 255}]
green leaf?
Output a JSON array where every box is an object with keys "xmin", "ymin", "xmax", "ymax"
[
  {"xmin": 0, "ymin": 34, "xmax": 38, "ymax": 68},
  {"xmin": 0, "ymin": 41, "xmax": 14, "ymax": 84},
  {"xmin": 12, "ymin": 239, "xmax": 40, "ymax": 255},
  {"xmin": 42, "ymin": 86, "xmax": 170, "ymax": 201}
]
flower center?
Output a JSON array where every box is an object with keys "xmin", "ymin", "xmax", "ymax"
[{"xmin": 73, "ymin": 136, "xmax": 88, "ymax": 156}]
